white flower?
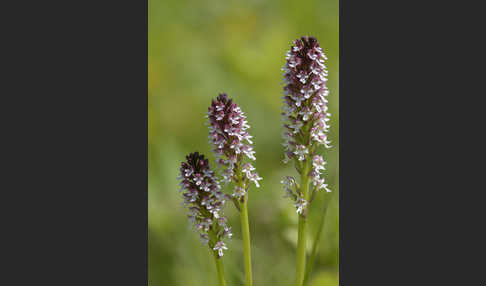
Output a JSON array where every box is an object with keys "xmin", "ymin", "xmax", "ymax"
[
  {"xmin": 213, "ymin": 241, "xmax": 228, "ymax": 257},
  {"xmin": 296, "ymin": 70, "xmax": 309, "ymax": 84},
  {"xmin": 199, "ymin": 181, "xmax": 212, "ymax": 192},
  {"xmin": 224, "ymin": 226, "xmax": 233, "ymax": 239},
  {"xmin": 184, "ymin": 168, "xmax": 193, "ymax": 177},
  {"xmin": 242, "ymin": 145, "xmax": 256, "ymax": 160},
  {"xmin": 300, "ymin": 86, "xmax": 314, "ymax": 99},
  {"xmin": 194, "ymin": 173, "xmax": 204, "ymax": 186},
  {"xmin": 313, "ymin": 177, "xmax": 331, "ymax": 192},
  {"xmin": 200, "ymin": 196, "xmax": 214, "ymax": 210},
  {"xmin": 291, "ymin": 95, "xmax": 305, "ymax": 107},
  {"xmin": 210, "ymin": 209, "xmax": 220, "ymax": 219},
  {"xmin": 241, "ymin": 163, "xmax": 255, "ymax": 177},
  {"xmin": 299, "ymin": 108, "xmax": 313, "ymax": 121},
  {"xmin": 294, "ymin": 145, "xmax": 308, "ymax": 161},
  {"xmin": 312, "ymin": 155, "xmax": 327, "ymax": 173},
  {"xmin": 294, "ymin": 198, "xmax": 307, "ymax": 215},
  {"xmin": 248, "ymin": 172, "xmax": 262, "ymax": 188}
]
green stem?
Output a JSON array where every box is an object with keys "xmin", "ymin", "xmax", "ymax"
[
  {"xmin": 303, "ymin": 193, "xmax": 332, "ymax": 286},
  {"xmin": 213, "ymin": 251, "xmax": 227, "ymax": 286},
  {"xmin": 296, "ymin": 161, "xmax": 311, "ymax": 286},
  {"xmin": 240, "ymin": 193, "xmax": 253, "ymax": 286}
]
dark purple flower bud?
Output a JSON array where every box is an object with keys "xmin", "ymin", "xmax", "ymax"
[{"xmin": 178, "ymin": 152, "xmax": 231, "ymax": 256}]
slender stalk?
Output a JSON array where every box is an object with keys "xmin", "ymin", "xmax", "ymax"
[
  {"xmin": 296, "ymin": 161, "xmax": 311, "ymax": 286},
  {"xmin": 303, "ymin": 193, "xmax": 332, "ymax": 286},
  {"xmin": 213, "ymin": 251, "xmax": 227, "ymax": 286},
  {"xmin": 240, "ymin": 192, "xmax": 253, "ymax": 286}
]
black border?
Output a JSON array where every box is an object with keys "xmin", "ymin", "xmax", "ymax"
[{"xmin": 6, "ymin": 0, "xmax": 149, "ymax": 284}]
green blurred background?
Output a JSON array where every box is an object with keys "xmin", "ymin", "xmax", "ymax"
[{"xmin": 149, "ymin": 0, "xmax": 338, "ymax": 285}]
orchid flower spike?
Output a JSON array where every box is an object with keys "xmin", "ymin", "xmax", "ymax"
[
  {"xmin": 178, "ymin": 152, "xmax": 232, "ymax": 257},
  {"xmin": 207, "ymin": 93, "xmax": 262, "ymax": 201},
  {"xmin": 281, "ymin": 36, "xmax": 332, "ymax": 215}
]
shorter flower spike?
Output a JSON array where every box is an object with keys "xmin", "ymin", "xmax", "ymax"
[
  {"xmin": 207, "ymin": 93, "xmax": 262, "ymax": 199},
  {"xmin": 178, "ymin": 152, "xmax": 232, "ymax": 257}
]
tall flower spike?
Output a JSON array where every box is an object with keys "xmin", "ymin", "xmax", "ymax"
[
  {"xmin": 282, "ymin": 36, "xmax": 332, "ymax": 286},
  {"xmin": 281, "ymin": 36, "xmax": 332, "ymax": 215},
  {"xmin": 207, "ymin": 93, "xmax": 262, "ymax": 199},
  {"xmin": 178, "ymin": 152, "xmax": 232, "ymax": 257}
]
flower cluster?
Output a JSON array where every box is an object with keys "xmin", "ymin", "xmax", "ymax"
[
  {"xmin": 178, "ymin": 152, "xmax": 232, "ymax": 257},
  {"xmin": 207, "ymin": 93, "xmax": 262, "ymax": 199},
  {"xmin": 281, "ymin": 36, "xmax": 331, "ymax": 214},
  {"xmin": 310, "ymin": 155, "xmax": 331, "ymax": 193}
]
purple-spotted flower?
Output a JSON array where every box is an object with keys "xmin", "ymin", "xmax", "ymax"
[
  {"xmin": 281, "ymin": 36, "xmax": 332, "ymax": 215},
  {"xmin": 207, "ymin": 93, "xmax": 262, "ymax": 200},
  {"xmin": 178, "ymin": 152, "xmax": 232, "ymax": 257}
]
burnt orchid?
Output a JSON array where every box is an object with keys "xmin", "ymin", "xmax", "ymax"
[
  {"xmin": 280, "ymin": 36, "xmax": 332, "ymax": 286},
  {"xmin": 207, "ymin": 92, "xmax": 260, "ymax": 286},
  {"xmin": 207, "ymin": 92, "xmax": 262, "ymax": 194},
  {"xmin": 178, "ymin": 152, "xmax": 229, "ymax": 286}
]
